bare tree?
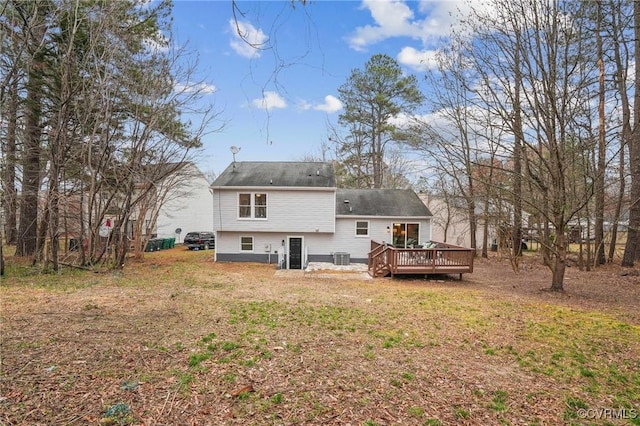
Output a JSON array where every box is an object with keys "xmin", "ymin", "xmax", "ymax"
[
  {"xmin": 408, "ymin": 40, "xmax": 483, "ymax": 255},
  {"xmin": 426, "ymin": 0, "xmax": 603, "ymax": 290},
  {"xmin": 1, "ymin": 0, "xmax": 220, "ymax": 270}
]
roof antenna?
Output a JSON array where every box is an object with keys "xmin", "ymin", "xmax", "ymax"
[{"xmin": 230, "ymin": 146, "xmax": 240, "ymax": 170}]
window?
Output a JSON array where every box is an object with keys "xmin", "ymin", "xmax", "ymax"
[
  {"xmin": 238, "ymin": 193, "xmax": 267, "ymax": 219},
  {"xmin": 254, "ymin": 193, "xmax": 267, "ymax": 218},
  {"xmin": 392, "ymin": 223, "xmax": 420, "ymax": 248},
  {"xmin": 239, "ymin": 194, "xmax": 251, "ymax": 218},
  {"xmin": 355, "ymin": 220, "xmax": 369, "ymax": 236},
  {"xmin": 240, "ymin": 236, "xmax": 254, "ymax": 251}
]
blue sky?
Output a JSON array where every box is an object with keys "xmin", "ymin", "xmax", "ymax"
[{"xmin": 169, "ymin": 0, "xmax": 470, "ymax": 177}]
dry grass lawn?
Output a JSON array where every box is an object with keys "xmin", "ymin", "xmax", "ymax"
[{"xmin": 1, "ymin": 248, "xmax": 639, "ymax": 425}]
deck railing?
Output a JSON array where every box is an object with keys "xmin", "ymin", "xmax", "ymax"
[
  {"xmin": 368, "ymin": 241, "xmax": 474, "ymax": 278},
  {"xmin": 369, "ymin": 241, "xmax": 390, "ymax": 277}
]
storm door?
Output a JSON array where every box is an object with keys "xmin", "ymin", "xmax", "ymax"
[{"xmin": 288, "ymin": 237, "xmax": 302, "ymax": 269}]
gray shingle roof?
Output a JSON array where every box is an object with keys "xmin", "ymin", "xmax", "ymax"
[
  {"xmin": 336, "ymin": 189, "xmax": 432, "ymax": 217},
  {"xmin": 212, "ymin": 162, "xmax": 336, "ymax": 188}
]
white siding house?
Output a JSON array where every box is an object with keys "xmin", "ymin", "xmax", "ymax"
[
  {"xmin": 419, "ymin": 193, "xmax": 475, "ymax": 248},
  {"xmin": 211, "ymin": 161, "xmax": 432, "ymax": 269},
  {"xmin": 155, "ymin": 163, "xmax": 213, "ymax": 243}
]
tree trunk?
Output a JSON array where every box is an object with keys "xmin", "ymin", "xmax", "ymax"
[
  {"xmin": 45, "ymin": 138, "xmax": 62, "ymax": 272},
  {"xmin": 608, "ymin": 142, "xmax": 625, "ymax": 262},
  {"xmin": 481, "ymin": 204, "xmax": 489, "ymax": 258},
  {"xmin": 623, "ymin": 152, "xmax": 640, "ymax": 267},
  {"xmin": 512, "ymin": 35, "xmax": 523, "ymax": 259},
  {"xmin": 594, "ymin": 2, "xmax": 606, "ymax": 266},
  {"xmin": 622, "ymin": 1, "xmax": 640, "ymax": 267},
  {"xmin": 2, "ymin": 77, "xmax": 19, "ymax": 245},
  {"xmin": 372, "ymin": 122, "xmax": 383, "ymax": 189},
  {"xmin": 550, "ymin": 249, "xmax": 566, "ymax": 291},
  {"xmin": 0, "ymin": 232, "xmax": 4, "ymax": 276},
  {"xmin": 16, "ymin": 55, "xmax": 45, "ymax": 257},
  {"xmin": 467, "ymin": 199, "xmax": 477, "ymax": 254},
  {"xmin": 609, "ymin": 1, "xmax": 630, "ymax": 263}
]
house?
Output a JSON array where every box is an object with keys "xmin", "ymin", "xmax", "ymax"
[
  {"xmin": 211, "ymin": 161, "xmax": 433, "ymax": 269},
  {"xmin": 419, "ymin": 192, "xmax": 537, "ymax": 253},
  {"xmin": 60, "ymin": 162, "xmax": 212, "ymax": 253},
  {"xmin": 153, "ymin": 162, "xmax": 213, "ymax": 243},
  {"xmin": 419, "ymin": 193, "xmax": 473, "ymax": 248}
]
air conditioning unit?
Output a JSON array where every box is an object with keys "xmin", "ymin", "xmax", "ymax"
[{"xmin": 334, "ymin": 252, "xmax": 350, "ymax": 266}]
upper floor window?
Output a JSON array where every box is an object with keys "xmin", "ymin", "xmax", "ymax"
[
  {"xmin": 355, "ymin": 220, "xmax": 369, "ymax": 236},
  {"xmin": 254, "ymin": 193, "xmax": 267, "ymax": 218},
  {"xmin": 238, "ymin": 193, "xmax": 267, "ymax": 219}
]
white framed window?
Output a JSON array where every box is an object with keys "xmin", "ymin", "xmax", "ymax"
[
  {"xmin": 355, "ymin": 220, "xmax": 369, "ymax": 237},
  {"xmin": 254, "ymin": 193, "xmax": 267, "ymax": 218},
  {"xmin": 238, "ymin": 193, "xmax": 267, "ymax": 219},
  {"xmin": 239, "ymin": 193, "xmax": 252, "ymax": 218},
  {"xmin": 240, "ymin": 236, "xmax": 254, "ymax": 251}
]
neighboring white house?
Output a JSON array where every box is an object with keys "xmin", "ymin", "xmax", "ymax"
[
  {"xmin": 419, "ymin": 193, "xmax": 475, "ymax": 248},
  {"xmin": 420, "ymin": 192, "xmax": 537, "ymax": 253},
  {"xmin": 154, "ymin": 163, "xmax": 213, "ymax": 243},
  {"xmin": 211, "ymin": 161, "xmax": 432, "ymax": 269}
]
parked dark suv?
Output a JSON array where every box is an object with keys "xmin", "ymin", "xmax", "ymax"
[{"xmin": 184, "ymin": 231, "xmax": 215, "ymax": 250}]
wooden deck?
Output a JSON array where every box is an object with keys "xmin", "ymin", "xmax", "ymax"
[{"xmin": 368, "ymin": 241, "xmax": 474, "ymax": 279}]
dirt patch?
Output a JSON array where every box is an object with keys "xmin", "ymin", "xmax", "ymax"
[{"xmin": 1, "ymin": 249, "xmax": 638, "ymax": 425}]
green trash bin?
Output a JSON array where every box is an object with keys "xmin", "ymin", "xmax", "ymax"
[
  {"xmin": 148, "ymin": 238, "xmax": 159, "ymax": 251},
  {"xmin": 161, "ymin": 238, "xmax": 170, "ymax": 250},
  {"xmin": 169, "ymin": 237, "xmax": 175, "ymax": 248}
]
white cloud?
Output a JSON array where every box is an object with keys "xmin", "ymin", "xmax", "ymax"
[
  {"xmin": 252, "ymin": 91, "xmax": 287, "ymax": 110},
  {"xmin": 397, "ymin": 46, "xmax": 438, "ymax": 71},
  {"xmin": 298, "ymin": 95, "xmax": 343, "ymax": 113},
  {"xmin": 313, "ymin": 95, "xmax": 343, "ymax": 113},
  {"xmin": 174, "ymin": 82, "xmax": 217, "ymax": 94},
  {"xmin": 347, "ymin": 0, "xmax": 478, "ymax": 52},
  {"xmin": 348, "ymin": 0, "xmax": 420, "ymax": 51},
  {"xmin": 229, "ymin": 19, "xmax": 268, "ymax": 59},
  {"xmin": 417, "ymin": 0, "xmax": 469, "ymax": 36}
]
